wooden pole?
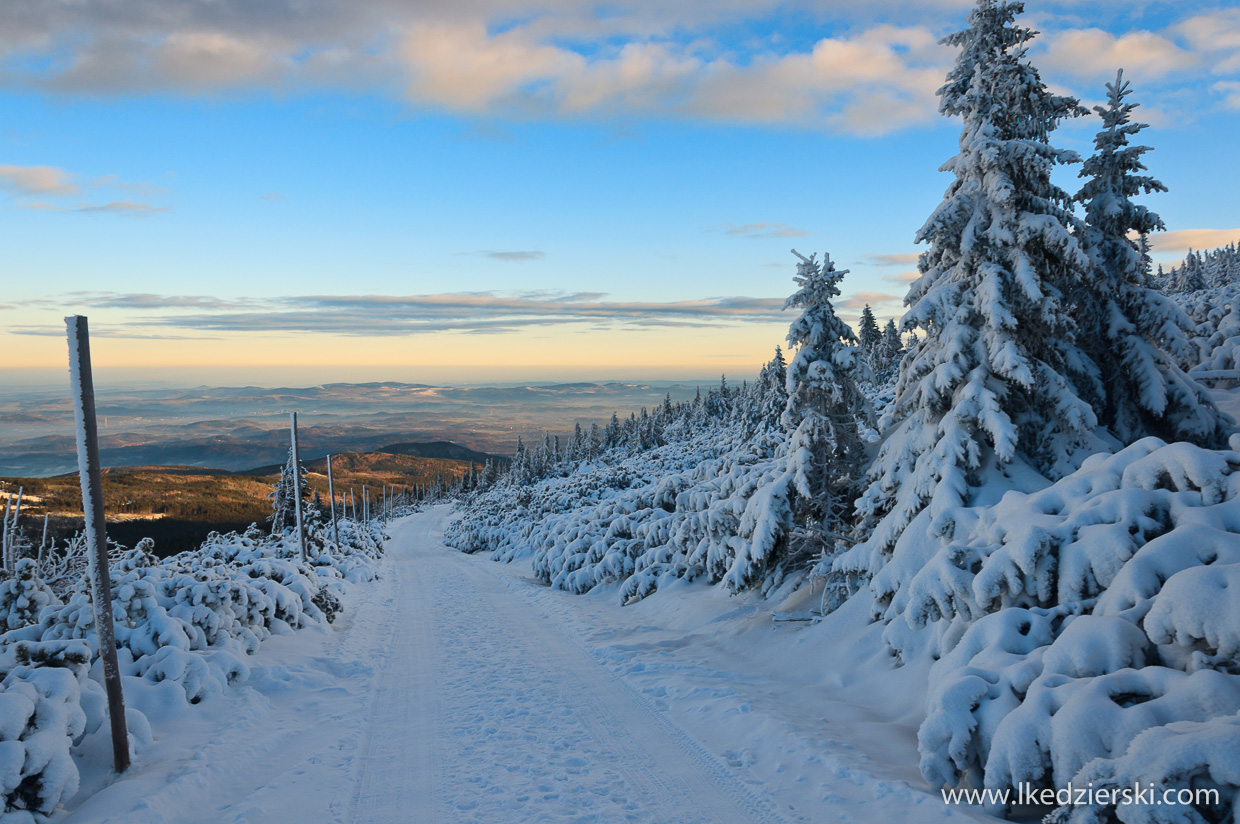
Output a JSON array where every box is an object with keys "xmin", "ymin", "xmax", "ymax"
[
  {"xmin": 326, "ymin": 454, "xmax": 340, "ymax": 549},
  {"xmin": 38, "ymin": 513, "xmax": 49, "ymax": 571},
  {"xmin": 9, "ymin": 488, "xmax": 22, "ymax": 566},
  {"xmin": 290, "ymin": 412, "xmax": 307, "ymax": 562},
  {"xmin": 2, "ymin": 493, "xmax": 12, "ymax": 572},
  {"xmin": 66, "ymin": 315, "xmax": 130, "ymax": 774}
]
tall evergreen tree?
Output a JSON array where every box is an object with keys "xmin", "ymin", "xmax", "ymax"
[
  {"xmin": 857, "ymin": 305, "xmax": 882, "ymax": 350},
  {"xmin": 1073, "ymin": 70, "xmax": 1229, "ymax": 446},
  {"xmin": 851, "ymin": 0, "xmax": 1095, "ymax": 570},
  {"xmin": 782, "ymin": 252, "xmax": 872, "ymax": 538},
  {"xmin": 881, "ymin": 318, "xmax": 903, "ymax": 358},
  {"xmin": 756, "ymin": 346, "xmax": 789, "ymax": 431}
]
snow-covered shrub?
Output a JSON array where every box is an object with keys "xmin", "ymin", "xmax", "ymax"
[
  {"xmin": 1177, "ymin": 286, "xmax": 1240, "ymax": 378},
  {"xmin": 868, "ymin": 436, "xmax": 1240, "ymax": 816},
  {"xmin": 0, "ymin": 640, "xmax": 90, "ymax": 818},
  {"xmin": 449, "ymin": 406, "xmax": 811, "ymax": 601},
  {"xmin": 0, "ymin": 513, "xmax": 387, "ymax": 817},
  {"xmin": 1046, "ymin": 712, "xmax": 1240, "ymax": 824},
  {"xmin": 0, "ymin": 561, "xmax": 60, "ymax": 633}
]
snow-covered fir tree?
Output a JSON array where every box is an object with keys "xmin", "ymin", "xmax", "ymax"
[
  {"xmin": 269, "ymin": 447, "xmax": 315, "ymax": 535},
  {"xmin": 1161, "ymin": 243, "xmax": 1240, "ymax": 292},
  {"xmin": 846, "ymin": 0, "xmax": 1096, "ymax": 573},
  {"xmin": 857, "ymin": 305, "xmax": 881, "ymax": 350},
  {"xmin": 755, "ymin": 347, "xmax": 789, "ymax": 432},
  {"xmin": 1073, "ymin": 69, "xmax": 1229, "ymax": 447},
  {"xmin": 782, "ymin": 252, "xmax": 872, "ymax": 548},
  {"xmin": 881, "ymin": 319, "xmax": 902, "ymax": 359}
]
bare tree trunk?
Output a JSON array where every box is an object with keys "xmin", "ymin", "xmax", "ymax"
[
  {"xmin": 66, "ymin": 315, "xmax": 130, "ymax": 774},
  {"xmin": 290, "ymin": 412, "xmax": 307, "ymax": 562},
  {"xmin": 326, "ymin": 454, "xmax": 340, "ymax": 550},
  {"xmin": 363, "ymin": 486, "xmax": 368, "ymax": 523}
]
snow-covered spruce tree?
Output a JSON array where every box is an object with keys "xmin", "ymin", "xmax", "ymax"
[
  {"xmin": 269, "ymin": 447, "xmax": 313, "ymax": 535},
  {"xmin": 1073, "ymin": 70, "xmax": 1229, "ymax": 447},
  {"xmin": 842, "ymin": 0, "xmax": 1095, "ymax": 586},
  {"xmin": 780, "ymin": 252, "xmax": 872, "ymax": 562},
  {"xmin": 882, "ymin": 319, "xmax": 903, "ymax": 359},
  {"xmin": 755, "ymin": 347, "xmax": 789, "ymax": 433},
  {"xmin": 857, "ymin": 305, "xmax": 881, "ymax": 350}
]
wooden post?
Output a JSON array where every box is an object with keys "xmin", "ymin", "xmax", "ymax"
[
  {"xmin": 38, "ymin": 513, "xmax": 49, "ymax": 571},
  {"xmin": 9, "ymin": 488, "xmax": 22, "ymax": 567},
  {"xmin": 290, "ymin": 412, "xmax": 307, "ymax": 562},
  {"xmin": 2, "ymin": 493, "xmax": 12, "ymax": 572},
  {"xmin": 326, "ymin": 454, "xmax": 340, "ymax": 549},
  {"xmin": 66, "ymin": 315, "xmax": 130, "ymax": 774}
]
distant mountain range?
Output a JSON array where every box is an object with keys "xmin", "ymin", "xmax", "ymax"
[
  {"xmin": 0, "ymin": 380, "xmax": 711, "ymax": 476},
  {"xmin": 241, "ymin": 441, "xmax": 503, "ymax": 476}
]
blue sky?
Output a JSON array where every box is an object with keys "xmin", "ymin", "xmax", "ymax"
[{"xmin": 2, "ymin": 0, "xmax": 1239, "ymax": 384}]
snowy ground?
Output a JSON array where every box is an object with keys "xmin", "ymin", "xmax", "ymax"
[{"xmin": 52, "ymin": 507, "xmax": 1000, "ymax": 824}]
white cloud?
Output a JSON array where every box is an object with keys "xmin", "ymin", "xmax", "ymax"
[
  {"xmin": 866, "ymin": 252, "xmax": 919, "ymax": 266},
  {"xmin": 398, "ymin": 20, "xmax": 947, "ymax": 133},
  {"xmin": 0, "ymin": 164, "xmax": 80, "ymax": 196},
  {"xmin": 2, "ymin": 1, "xmax": 1235, "ymax": 132},
  {"xmin": 838, "ymin": 291, "xmax": 903, "ymax": 311},
  {"xmin": 1176, "ymin": 9, "xmax": 1240, "ymax": 75},
  {"xmin": 1148, "ymin": 228, "xmax": 1240, "ymax": 253},
  {"xmin": 1040, "ymin": 28, "xmax": 1197, "ymax": 80},
  {"xmin": 1214, "ymin": 80, "xmax": 1240, "ymax": 110},
  {"xmin": 1, "ymin": 164, "xmax": 169, "ymax": 214},
  {"xmin": 16, "ymin": 289, "xmax": 794, "ymax": 337},
  {"xmin": 723, "ymin": 222, "xmax": 809, "ymax": 238}
]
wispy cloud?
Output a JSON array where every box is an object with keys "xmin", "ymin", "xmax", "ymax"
[
  {"xmin": 0, "ymin": 164, "xmax": 80, "ymax": 196},
  {"xmin": 838, "ymin": 291, "xmax": 903, "ymax": 311},
  {"xmin": 13, "ymin": 290, "xmax": 792, "ymax": 338},
  {"xmin": 1149, "ymin": 228, "xmax": 1240, "ymax": 253},
  {"xmin": 882, "ymin": 270, "xmax": 920, "ymax": 285},
  {"xmin": 1040, "ymin": 29, "xmax": 1197, "ymax": 81},
  {"xmin": 9, "ymin": 325, "xmax": 220, "ymax": 340},
  {"xmin": 76, "ymin": 201, "xmax": 169, "ymax": 216},
  {"xmin": 723, "ymin": 222, "xmax": 809, "ymax": 239},
  {"xmin": 260, "ymin": 191, "xmax": 286, "ymax": 201},
  {"xmin": 1, "ymin": 163, "xmax": 169, "ymax": 214},
  {"xmin": 473, "ymin": 250, "xmax": 545, "ymax": 262},
  {"xmin": 865, "ymin": 252, "xmax": 920, "ymax": 266}
]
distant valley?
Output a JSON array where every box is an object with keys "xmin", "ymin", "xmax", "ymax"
[{"xmin": 0, "ymin": 380, "xmax": 709, "ymax": 477}]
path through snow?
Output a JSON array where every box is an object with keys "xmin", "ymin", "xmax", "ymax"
[{"xmin": 57, "ymin": 507, "xmax": 995, "ymax": 823}]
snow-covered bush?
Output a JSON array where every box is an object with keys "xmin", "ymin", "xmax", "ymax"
[
  {"xmin": 0, "ymin": 561, "xmax": 59, "ymax": 633},
  {"xmin": 0, "ymin": 514, "xmax": 387, "ymax": 819},
  {"xmin": 877, "ymin": 436, "xmax": 1240, "ymax": 818},
  {"xmin": 0, "ymin": 640, "xmax": 90, "ymax": 818}
]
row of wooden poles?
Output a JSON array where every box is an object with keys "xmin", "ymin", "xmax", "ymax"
[
  {"xmin": 45, "ymin": 316, "xmax": 421, "ymax": 775},
  {"xmin": 286, "ymin": 411, "xmax": 424, "ymax": 562},
  {"xmin": 1, "ymin": 487, "xmax": 50, "ymax": 572}
]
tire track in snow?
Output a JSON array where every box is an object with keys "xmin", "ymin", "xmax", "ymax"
[{"xmin": 346, "ymin": 520, "xmax": 441, "ymax": 824}]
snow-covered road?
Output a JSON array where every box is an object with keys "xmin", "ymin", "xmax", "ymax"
[{"xmin": 57, "ymin": 507, "xmax": 995, "ymax": 824}]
